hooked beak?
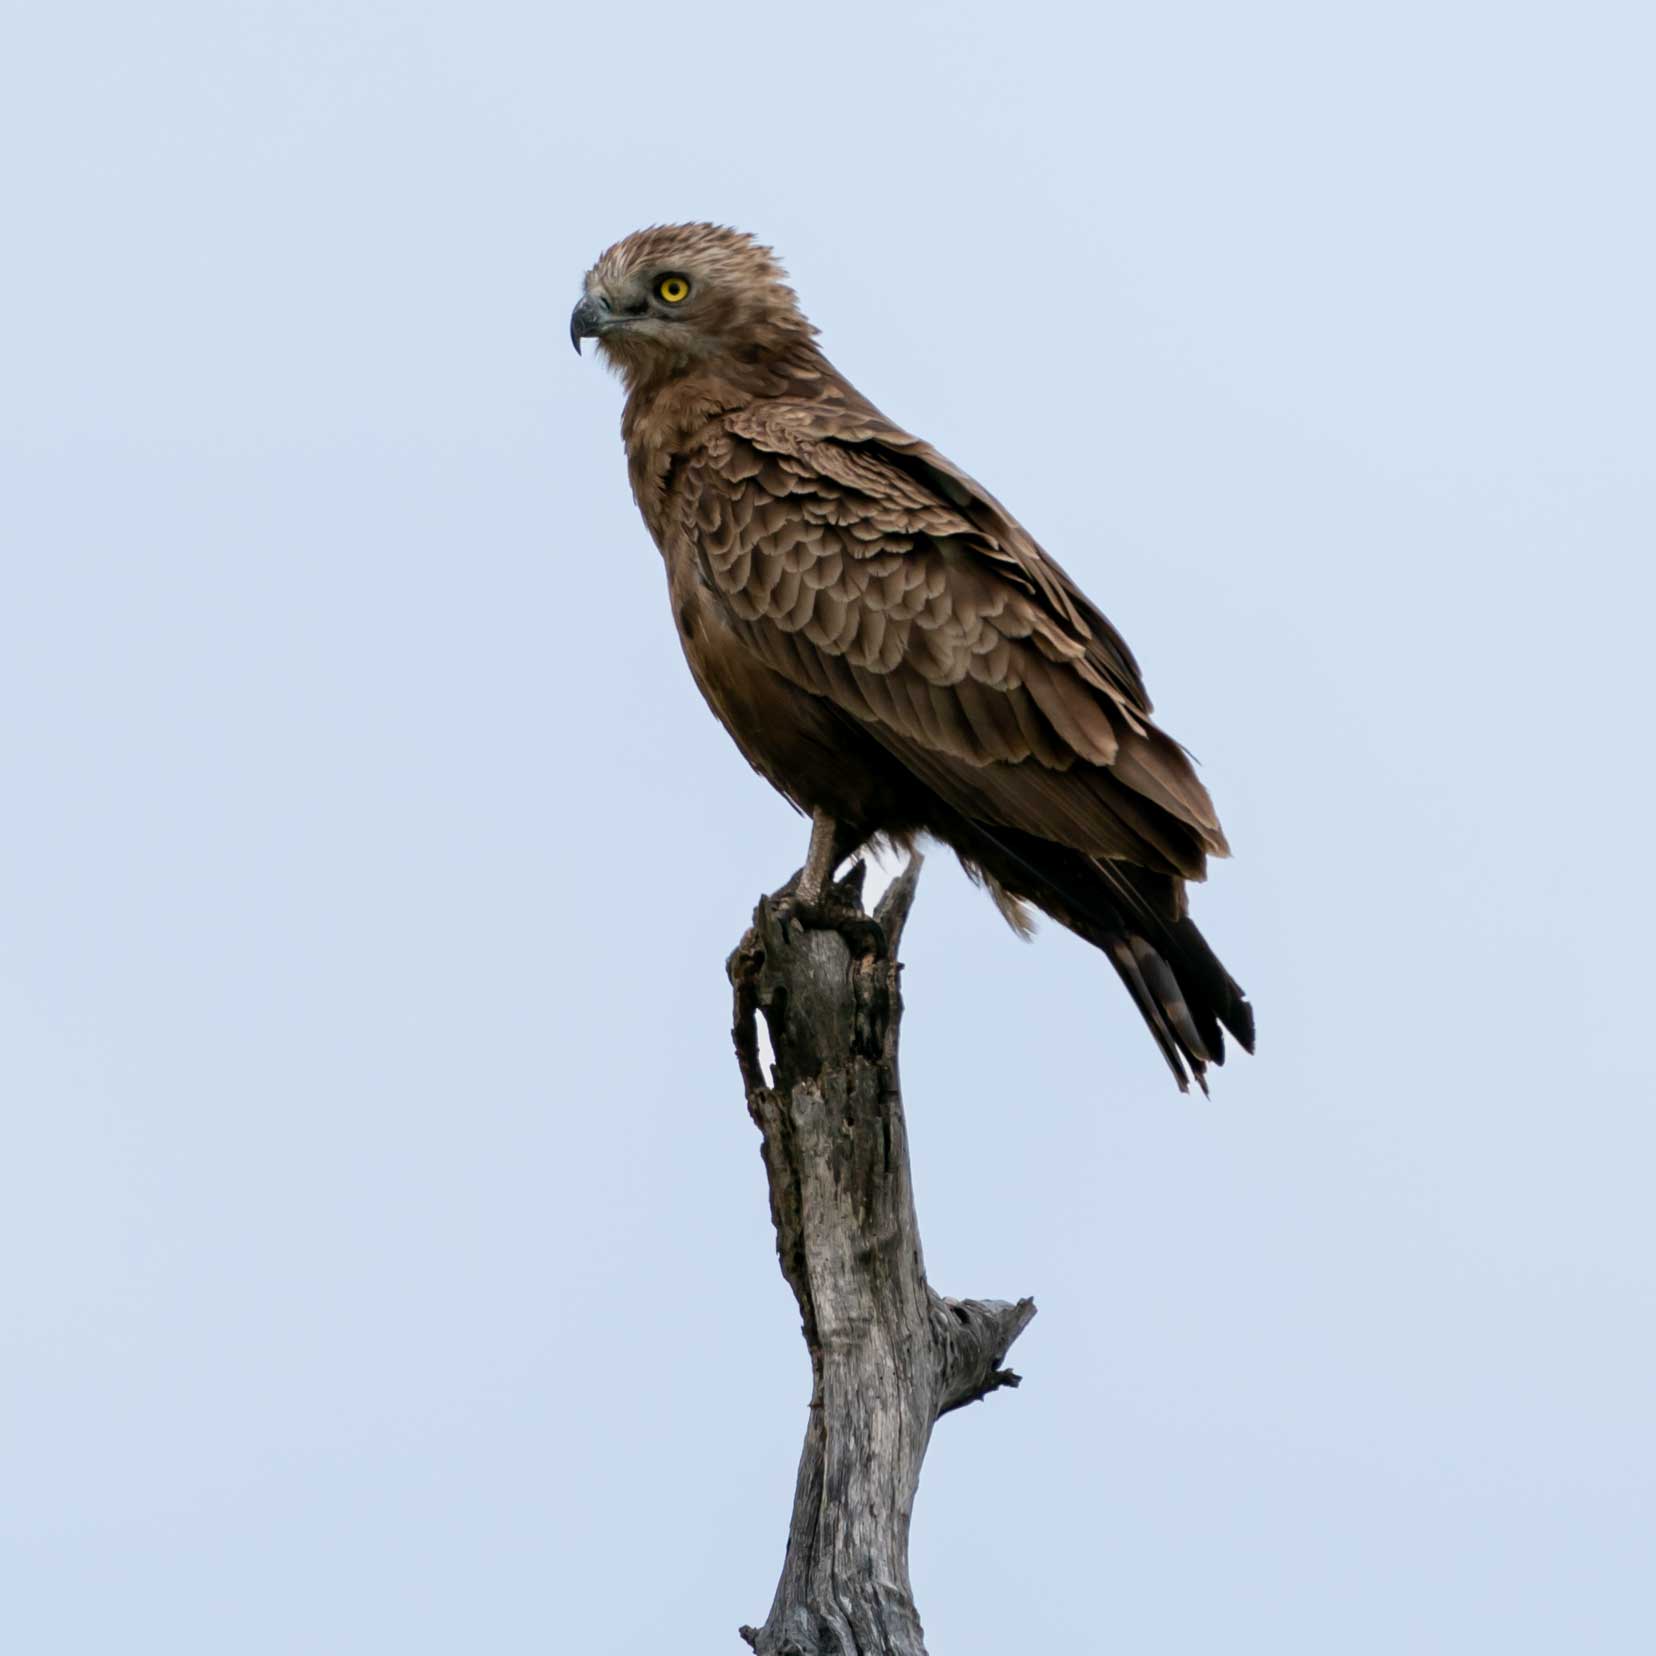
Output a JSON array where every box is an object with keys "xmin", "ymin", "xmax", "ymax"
[{"xmin": 570, "ymin": 293, "xmax": 611, "ymax": 355}]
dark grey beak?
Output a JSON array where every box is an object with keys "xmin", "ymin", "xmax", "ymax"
[{"xmin": 570, "ymin": 293, "xmax": 610, "ymax": 355}]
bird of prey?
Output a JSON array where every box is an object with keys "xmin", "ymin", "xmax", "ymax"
[{"xmin": 572, "ymin": 224, "xmax": 1253, "ymax": 1090}]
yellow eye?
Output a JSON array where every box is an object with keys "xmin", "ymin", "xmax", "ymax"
[{"xmin": 656, "ymin": 275, "xmax": 690, "ymax": 304}]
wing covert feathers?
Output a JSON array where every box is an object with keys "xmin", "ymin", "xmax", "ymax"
[
  {"xmin": 687, "ymin": 401, "xmax": 1227, "ymax": 874},
  {"xmin": 678, "ymin": 387, "xmax": 1251, "ymax": 1088}
]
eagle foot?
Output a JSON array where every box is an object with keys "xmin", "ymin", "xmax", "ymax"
[{"xmin": 766, "ymin": 862, "xmax": 887, "ymax": 958}]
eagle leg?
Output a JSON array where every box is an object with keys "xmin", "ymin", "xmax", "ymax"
[
  {"xmin": 793, "ymin": 807, "xmax": 842, "ymax": 908},
  {"xmin": 768, "ymin": 810, "xmax": 886, "ymax": 956}
]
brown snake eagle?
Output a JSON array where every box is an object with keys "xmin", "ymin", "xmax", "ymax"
[{"xmin": 572, "ymin": 224, "xmax": 1254, "ymax": 1091}]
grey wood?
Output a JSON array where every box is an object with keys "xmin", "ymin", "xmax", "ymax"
[{"xmin": 728, "ymin": 858, "xmax": 1037, "ymax": 1656}]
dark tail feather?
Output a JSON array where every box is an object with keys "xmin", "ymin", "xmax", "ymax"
[
  {"xmin": 959, "ymin": 824, "xmax": 1254, "ymax": 1093},
  {"xmin": 1104, "ymin": 933, "xmax": 1210, "ymax": 1094},
  {"xmin": 1164, "ymin": 913, "xmax": 1255, "ymax": 1055}
]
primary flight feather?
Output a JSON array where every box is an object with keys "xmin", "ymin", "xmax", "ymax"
[{"xmin": 572, "ymin": 223, "xmax": 1253, "ymax": 1091}]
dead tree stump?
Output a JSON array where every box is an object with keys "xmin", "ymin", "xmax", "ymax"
[{"xmin": 728, "ymin": 857, "xmax": 1037, "ymax": 1656}]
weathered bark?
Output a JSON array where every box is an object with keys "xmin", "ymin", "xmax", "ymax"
[{"xmin": 728, "ymin": 858, "xmax": 1036, "ymax": 1656}]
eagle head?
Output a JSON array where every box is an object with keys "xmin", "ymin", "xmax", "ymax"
[{"xmin": 571, "ymin": 224, "xmax": 817, "ymax": 386}]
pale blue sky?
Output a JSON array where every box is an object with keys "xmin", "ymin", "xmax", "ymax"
[{"xmin": 3, "ymin": 2, "xmax": 1653, "ymax": 1651}]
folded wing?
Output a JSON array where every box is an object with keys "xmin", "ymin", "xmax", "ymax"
[{"xmin": 686, "ymin": 396, "xmax": 1229, "ymax": 882}]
